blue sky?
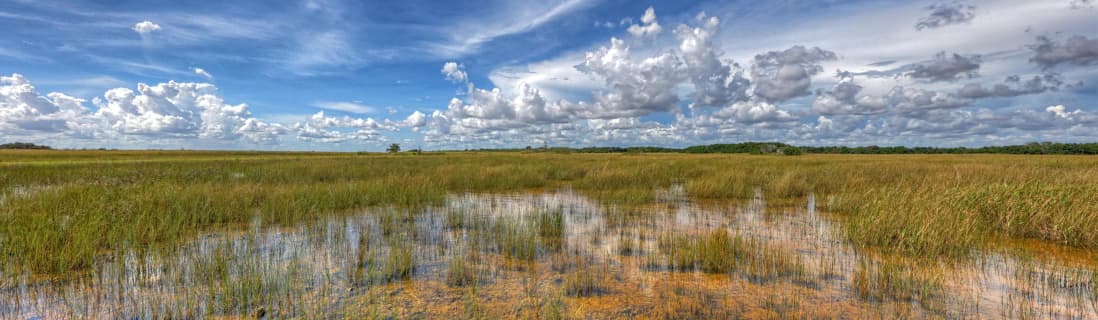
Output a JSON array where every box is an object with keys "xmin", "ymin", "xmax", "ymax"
[{"xmin": 2, "ymin": 0, "xmax": 1097, "ymax": 150}]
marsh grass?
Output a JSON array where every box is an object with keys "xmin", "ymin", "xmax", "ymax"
[
  {"xmin": 536, "ymin": 208, "xmax": 565, "ymax": 252},
  {"xmin": 655, "ymin": 228, "xmax": 812, "ymax": 287},
  {"xmin": 851, "ymin": 257, "xmax": 944, "ymax": 304},
  {"xmin": 490, "ymin": 216, "xmax": 540, "ymax": 261},
  {"xmin": 2, "ymin": 152, "xmax": 1097, "ymax": 277},
  {"xmin": 2, "ymin": 188, "xmax": 1097, "ymax": 318},
  {"xmin": 763, "ymin": 293, "xmax": 804, "ymax": 320},
  {"xmin": 383, "ymin": 243, "xmax": 415, "ymax": 281},
  {"xmin": 650, "ymin": 284, "xmax": 741, "ymax": 319},
  {"xmin": 446, "ymin": 250, "xmax": 479, "ymax": 287},
  {"xmin": 3, "ymin": 153, "xmax": 1097, "ymax": 318},
  {"xmin": 562, "ymin": 258, "xmax": 611, "ymax": 297},
  {"xmin": 659, "ymin": 229, "xmax": 747, "ymax": 273},
  {"xmin": 617, "ymin": 230, "xmax": 639, "ymax": 256}
]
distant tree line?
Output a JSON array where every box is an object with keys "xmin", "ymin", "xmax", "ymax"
[
  {"xmin": 0, "ymin": 142, "xmax": 52, "ymax": 150},
  {"xmin": 682, "ymin": 142, "xmax": 802, "ymax": 155},
  {"xmin": 461, "ymin": 142, "xmax": 1098, "ymax": 155},
  {"xmin": 800, "ymin": 142, "xmax": 1098, "ymax": 155},
  {"xmin": 570, "ymin": 146, "xmax": 681, "ymax": 153}
]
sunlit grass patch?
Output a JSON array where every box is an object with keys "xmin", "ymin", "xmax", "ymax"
[
  {"xmin": 654, "ymin": 228, "xmax": 815, "ymax": 289},
  {"xmin": 658, "ymin": 229, "xmax": 748, "ymax": 273},
  {"xmin": 851, "ymin": 257, "xmax": 944, "ymax": 304}
]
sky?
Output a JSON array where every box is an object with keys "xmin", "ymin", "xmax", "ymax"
[{"xmin": 1, "ymin": 0, "xmax": 1097, "ymax": 151}]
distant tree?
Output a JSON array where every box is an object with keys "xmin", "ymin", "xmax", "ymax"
[
  {"xmin": 0, "ymin": 142, "xmax": 51, "ymax": 149},
  {"xmin": 387, "ymin": 143, "xmax": 401, "ymax": 153},
  {"xmin": 780, "ymin": 146, "xmax": 803, "ymax": 156}
]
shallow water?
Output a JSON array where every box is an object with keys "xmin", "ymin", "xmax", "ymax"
[{"xmin": 2, "ymin": 189, "xmax": 1096, "ymax": 319}]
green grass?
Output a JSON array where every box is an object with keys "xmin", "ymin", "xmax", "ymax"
[
  {"xmin": 490, "ymin": 216, "xmax": 540, "ymax": 261},
  {"xmin": 657, "ymin": 229, "xmax": 812, "ymax": 286},
  {"xmin": 446, "ymin": 250, "xmax": 478, "ymax": 287},
  {"xmin": 851, "ymin": 257, "xmax": 944, "ymax": 305},
  {"xmin": 659, "ymin": 229, "xmax": 748, "ymax": 273}
]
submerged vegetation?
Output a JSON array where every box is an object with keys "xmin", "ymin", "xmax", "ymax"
[{"xmin": 1, "ymin": 150, "xmax": 1097, "ymax": 317}]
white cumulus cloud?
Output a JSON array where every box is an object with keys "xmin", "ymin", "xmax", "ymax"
[
  {"xmin": 193, "ymin": 68, "xmax": 214, "ymax": 80},
  {"xmin": 132, "ymin": 21, "xmax": 162, "ymax": 35},
  {"xmin": 627, "ymin": 7, "xmax": 663, "ymax": 38},
  {"xmin": 442, "ymin": 62, "xmax": 468, "ymax": 83},
  {"xmin": 0, "ymin": 74, "xmax": 91, "ymax": 134}
]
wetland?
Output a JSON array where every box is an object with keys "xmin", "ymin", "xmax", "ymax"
[{"xmin": 1, "ymin": 151, "xmax": 1096, "ymax": 319}]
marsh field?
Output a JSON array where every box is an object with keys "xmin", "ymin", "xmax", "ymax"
[{"xmin": 1, "ymin": 150, "xmax": 1097, "ymax": 319}]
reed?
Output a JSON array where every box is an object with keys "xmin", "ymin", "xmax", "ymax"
[
  {"xmin": 446, "ymin": 250, "xmax": 478, "ymax": 287},
  {"xmin": 851, "ymin": 257, "xmax": 944, "ymax": 304}
]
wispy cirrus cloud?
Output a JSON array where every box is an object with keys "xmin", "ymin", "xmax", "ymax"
[
  {"xmin": 193, "ymin": 68, "xmax": 213, "ymax": 80},
  {"xmin": 312, "ymin": 101, "xmax": 376, "ymax": 114},
  {"xmin": 428, "ymin": 0, "xmax": 598, "ymax": 57},
  {"xmin": 279, "ymin": 31, "xmax": 365, "ymax": 75}
]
